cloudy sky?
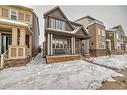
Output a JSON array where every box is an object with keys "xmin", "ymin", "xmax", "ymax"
[{"xmin": 29, "ymin": 5, "xmax": 127, "ymax": 44}]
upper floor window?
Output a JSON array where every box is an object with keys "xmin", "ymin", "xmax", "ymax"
[
  {"xmin": 102, "ymin": 30, "xmax": 105, "ymax": 36},
  {"xmin": 25, "ymin": 14, "xmax": 30, "ymax": 22},
  {"xmin": 1, "ymin": 8, "xmax": 9, "ymax": 17},
  {"xmin": 99, "ymin": 42, "xmax": 105, "ymax": 49},
  {"xmin": 50, "ymin": 18, "xmax": 65, "ymax": 30},
  {"xmin": 98, "ymin": 28, "xmax": 101, "ymax": 35},
  {"xmin": 18, "ymin": 12, "xmax": 24, "ymax": 21},
  {"xmin": 11, "ymin": 10, "xmax": 17, "ymax": 20}
]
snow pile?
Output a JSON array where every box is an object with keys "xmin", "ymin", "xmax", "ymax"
[
  {"xmin": 93, "ymin": 54, "xmax": 127, "ymax": 70},
  {"xmin": 0, "ymin": 53, "xmax": 123, "ymax": 90}
]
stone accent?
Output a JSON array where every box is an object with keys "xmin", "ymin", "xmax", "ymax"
[
  {"xmin": 90, "ymin": 49, "xmax": 107, "ymax": 57},
  {"xmin": 84, "ymin": 53, "xmax": 90, "ymax": 58},
  {"xmin": 46, "ymin": 54, "xmax": 80, "ymax": 64},
  {"xmin": 5, "ymin": 58, "xmax": 29, "ymax": 67}
]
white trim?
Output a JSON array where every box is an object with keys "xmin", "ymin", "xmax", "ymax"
[
  {"xmin": 71, "ymin": 37, "xmax": 74, "ymax": 54},
  {"xmin": 102, "ymin": 29, "xmax": 105, "ymax": 36},
  {"xmin": 73, "ymin": 37, "xmax": 75, "ymax": 54},
  {"xmin": 3, "ymin": 36, "xmax": 6, "ymax": 52},
  {"xmin": 0, "ymin": 33, "xmax": 2, "ymax": 55},
  {"xmin": 50, "ymin": 33, "xmax": 53, "ymax": 55},
  {"xmin": 47, "ymin": 33, "xmax": 50, "ymax": 55},
  {"xmin": 0, "ymin": 18, "xmax": 29, "ymax": 27}
]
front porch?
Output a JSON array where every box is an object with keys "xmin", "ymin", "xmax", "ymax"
[
  {"xmin": 0, "ymin": 24, "xmax": 32, "ymax": 68},
  {"xmin": 45, "ymin": 31, "xmax": 90, "ymax": 63}
]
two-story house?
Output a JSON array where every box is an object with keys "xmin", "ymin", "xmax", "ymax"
[
  {"xmin": 75, "ymin": 16, "xmax": 106, "ymax": 56},
  {"xmin": 0, "ymin": 5, "xmax": 39, "ymax": 67},
  {"xmin": 106, "ymin": 25, "xmax": 126, "ymax": 54},
  {"xmin": 43, "ymin": 6, "xmax": 90, "ymax": 63}
]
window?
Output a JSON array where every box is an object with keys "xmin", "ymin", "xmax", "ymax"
[
  {"xmin": 50, "ymin": 18, "xmax": 65, "ymax": 30},
  {"xmin": 52, "ymin": 38, "xmax": 67, "ymax": 49},
  {"xmin": 25, "ymin": 14, "xmax": 30, "ymax": 22},
  {"xmin": 99, "ymin": 42, "xmax": 105, "ymax": 49},
  {"xmin": 18, "ymin": 12, "xmax": 24, "ymax": 21},
  {"xmin": 1, "ymin": 8, "xmax": 9, "ymax": 17},
  {"xmin": 98, "ymin": 28, "xmax": 101, "ymax": 35},
  {"xmin": 11, "ymin": 10, "xmax": 17, "ymax": 20},
  {"xmin": 102, "ymin": 30, "xmax": 105, "ymax": 36}
]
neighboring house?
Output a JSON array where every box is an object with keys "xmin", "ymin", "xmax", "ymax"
[
  {"xmin": 106, "ymin": 25, "xmax": 126, "ymax": 54},
  {"xmin": 125, "ymin": 36, "xmax": 127, "ymax": 53},
  {"xmin": 75, "ymin": 16, "xmax": 106, "ymax": 56},
  {"xmin": 43, "ymin": 6, "xmax": 90, "ymax": 63},
  {"xmin": 0, "ymin": 5, "xmax": 39, "ymax": 67}
]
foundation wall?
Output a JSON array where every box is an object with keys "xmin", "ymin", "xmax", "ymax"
[
  {"xmin": 90, "ymin": 49, "xmax": 107, "ymax": 57},
  {"xmin": 46, "ymin": 54, "xmax": 80, "ymax": 64}
]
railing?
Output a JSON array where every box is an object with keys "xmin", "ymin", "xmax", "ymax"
[
  {"xmin": 0, "ymin": 50, "xmax": 8, "ymax": 68},
  {"xmin": 53, "ymin": 48, "xmax": 71, "ymax": 55},
  {"xmin": 75, "ymin": 48, "xmax": 80, "ymax": 54}
]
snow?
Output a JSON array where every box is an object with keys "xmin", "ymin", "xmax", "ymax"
[
  {"xmin": 0, "ymin": 53, "xmax": 123, "ymax": 90},
  {"xmin": 92, "ymin": 54, "xmax": 127, "ymax": 70}
]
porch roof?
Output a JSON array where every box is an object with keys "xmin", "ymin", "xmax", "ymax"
[
  {"xmin": 0, "ymin": 18, "xmax": 32, "ymax": 35},
  {"xmin": 46, "ymin": 28, "xmax": 90, "ymax": 40}
]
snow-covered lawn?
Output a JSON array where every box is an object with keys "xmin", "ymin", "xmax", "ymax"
[
  {"xmin": 92, "ymin": 54, "xmax": 127, "ymax": 70},
  {"xmin": 0, "ymin": 53, "xmax": 122, "ymax": 90}
]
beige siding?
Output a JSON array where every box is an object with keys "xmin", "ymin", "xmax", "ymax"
[{"xmin": 0, "ymin": 6, "xmax": 32, "ymax": 25}]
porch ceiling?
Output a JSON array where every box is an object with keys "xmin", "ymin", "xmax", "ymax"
[{"xmin": 0, "ymin": 24, "xmax": 32, "ymax": 35}]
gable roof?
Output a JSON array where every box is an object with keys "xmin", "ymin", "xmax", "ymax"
[
  {"xmin": 75, "ymin": 16, "xmax": 103, "ymax": 23},
  {"xmin": 112, "ymin": 25, "xmax": 125, "ymax": 34},
  {"xmin": 44, "ymin": 6, "xmax": 74, "ymax": 30},
  {"xmin": 69, "ymin": 21, "xmax": 88, "ymax": 35}
]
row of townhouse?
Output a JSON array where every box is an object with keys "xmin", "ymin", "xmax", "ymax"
[
  {"xmin": 0, "ymin": 5, "xmax": 39, "ymax": 67},
  {"xmin": 43, "ymin": 6, "xmax": 127, "ymax": 63},
  {"xmin": 0, "ymin": 5, "xmax": 127, "ymax": 66}
]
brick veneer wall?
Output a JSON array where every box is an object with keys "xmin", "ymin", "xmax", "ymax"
[{"xmin": 46, "ymin": 54, "xmax": 80, "ymax": 64}]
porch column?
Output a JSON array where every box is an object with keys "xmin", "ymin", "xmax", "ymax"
[
  {"xmin": 29, "ymin": 35, "xmax": 32, "ymax": 56},
  {"xmin": 85, "ymin": 40, "xmax": 89, "ymax": 54},
  {"xmin": 0, "ymin": 33, "xmax": 1, "ymax": 55},
  {"xmin": 73, "ymin": 37, "xmax": 75, "ymax": 54},
  {"xmin": 71, "ymin": 37, "xmax": 74, "ymax": 54},
  {"xmin": 12, "ymin": 27, "xmax": 18, "ymax": 45},
  {"xmin": 47, "ymin": 33, "xmax": 50, "ymax": 56},
  {"xmin": 50, "ymin": 33, "xmax": 53, "ymax": 56},
  {"xmin": 20, "ymin": 28, "xmax": 26, "ymax": 45}
]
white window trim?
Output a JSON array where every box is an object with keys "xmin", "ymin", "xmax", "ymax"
[
  {"xmin": 10, "ymin": 9, "xmax": 18, "ymax": 21},
  {"xmin": 98, "ymin": 41, "xmax": 105, "ymax": 49},
  {"xmin": 50, "ymin": 18, "xmax": 65, "ymax": 30},
  {"xmin": 102, "ymin": 30, "xmax": 105, "ymax": 36}
]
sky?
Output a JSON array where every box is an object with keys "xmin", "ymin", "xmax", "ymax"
[{"xmin": 29, "ymin": 5, "xmax": 127, "ymax": 45}]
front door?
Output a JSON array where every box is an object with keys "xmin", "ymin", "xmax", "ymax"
[{"xmin": 1, "ymin": 34, "xmax": 12, "ymax": 54}]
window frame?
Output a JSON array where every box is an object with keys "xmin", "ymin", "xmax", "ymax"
[
  {"xmin": 10, "ymin": 9, "xmax": 18, "ymax": 20},
  {"xmin": 99, "ymin": 41, "xmax": 105, "ymax": 49},
  {"xmin": 50, "ymin": 18, "xmax": 65, "ymax": 30},
  {"xmin": 102, "ymin": 30, "xmax": 105, "ymax": 36}
]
